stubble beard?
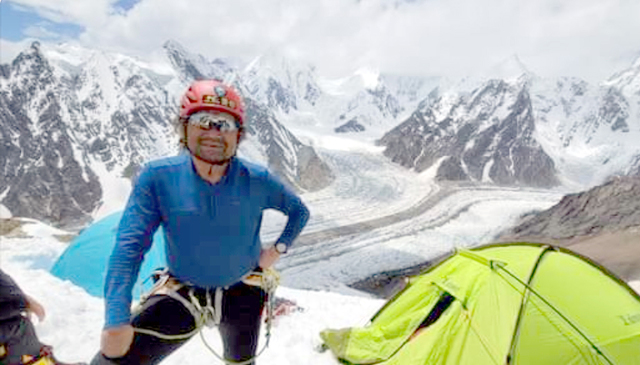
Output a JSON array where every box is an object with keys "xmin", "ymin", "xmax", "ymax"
[{"xmin": 188, "ymin": 139, "xmax": 234, "ymax": 166}]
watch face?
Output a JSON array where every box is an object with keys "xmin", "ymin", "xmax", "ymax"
[{"xmin": 276, "ymin": 243, "xmax": 287, "ymax": 254}]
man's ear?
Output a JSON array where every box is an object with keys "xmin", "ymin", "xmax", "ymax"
[{"xmin": 237, "ymin": 128, "xmax": 245, "ymax": 143}]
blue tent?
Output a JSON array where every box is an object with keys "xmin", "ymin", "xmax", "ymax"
[{"xmin": 51, "ymin": 211, "xmax": 167, "ymax": 298}]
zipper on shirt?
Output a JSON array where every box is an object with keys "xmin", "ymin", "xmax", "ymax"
[{"xmin": 210, "ymin": 194, "xmax": 216, "ymax": 218}]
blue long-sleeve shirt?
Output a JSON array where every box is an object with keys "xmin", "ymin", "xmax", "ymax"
[{"xmin": 104, "ymin": 154, "xmax": 310, "ymax": 328}]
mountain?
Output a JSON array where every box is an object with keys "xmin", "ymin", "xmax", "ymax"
[
  {"xmin": 3, "ymin": 40, "xmax": 640, "ymax": 228},
  {"xmin": 603, "ymin": 56, "xmax": 640, "ymax": 176},
  {"xmin": 531, "ymin": 74, "xmax": 640, "ymax": 187},
  {"xmin": 378, "ymin": 76, "xmax": 559, "ymax": 187},
  {"xmin": 329, "ymin": 70, "xmax": 439, "ymax": 137},
  {"xmin": 0, "ymin": 42, "xmax": 176, "ymax": 228},
  {"xmin": 161, "ymin": 41, "xmax": 334, "ymax": 191},
  {"xmin": 498, "ymin": 175, "xmax": 640, "ymax": 281},
  {"xmin": 238, "ymin": 57, "xmax": 437, "ymax": 138},
  {"xmin": 506, "ymin": 176, "xmax": 640, "ymax": 239},
  {"xmin": 378, "ymin": 54, "xmax": 640, "ymax": 188},
  {"xmin": 242, "ymin": 98, "xmax": 334, "ymax": 191},
  {"xmin": 0, "ymin": 41, "xmax": 333, "ymax": 228},
  {"xmin": 240, "ymin": 52, "xmax": 321, "ymax": 112}
]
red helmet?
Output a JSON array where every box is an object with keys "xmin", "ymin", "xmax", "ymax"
[{"xmin": 179, "ymin": 79, "xmax": 245, "ymax": 124}]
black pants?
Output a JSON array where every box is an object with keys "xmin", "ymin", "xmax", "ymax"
[
  {"xmin": 0, "ymin": 317, "xmax": 44, "ymax": 365},
  {"xmin": 91, "ymin": 282, "xmax": 265, "ymax": 365}
]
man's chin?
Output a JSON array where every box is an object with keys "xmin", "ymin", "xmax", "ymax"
[
  {"xmin": 187, "ymin": 146, "xmax": 234, "ymax": 165},
  {"xmin": 196, "ymin": 153, "xmax": 232, "ymax": 165},
  {"xmin": 200, "ymin": 156, "xmax": 231, "ymax": 165}
]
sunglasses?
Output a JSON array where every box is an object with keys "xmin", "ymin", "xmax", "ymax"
[{"xmin": 187, "ymin": 111, "xmax": 240, "ymax": 132}]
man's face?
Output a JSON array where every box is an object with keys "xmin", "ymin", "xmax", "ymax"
[{"xmin": 185, "ymin": 111, "xmax": 240, "ymax": 165}]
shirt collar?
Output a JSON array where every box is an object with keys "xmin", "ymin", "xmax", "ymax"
[{"xmin": 186, "ymin": 154, "xmax": 238, "ymax": 186}]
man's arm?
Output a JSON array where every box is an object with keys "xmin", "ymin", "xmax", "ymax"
[
  {"xmin": 0, "ymin": 269, "xmax": 28, "ymax": 321},
  {"xmin": 103, "ymin": 165, "xmax": 161, "ymax": 329},
  {"xmin": 263, "ymin": 172, "xmax": 310, "ymax": 251},
  {"xmin": 0, "ymin": 269, "xmax": 45, "ymax": 322}
]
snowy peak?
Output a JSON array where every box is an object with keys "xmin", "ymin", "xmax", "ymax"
[
  {"xmin": 379, "ymin": 78, "xmax": 559, "ymax": 188},
  {"xmin": 487, "ymin": 55, "xmax": 534, "ymax": 80},
  {"xmin": 354, "ymin": 67, "xmax": 382, "ymax": 90},
  {"xmin": 531, "ymin": 74, "xmax": 639, "ymax": 187},
  {"xmin": 242, "ymin": 98, "xmax": 334, "ymax": 191},
  {"xmin": 241, "ymin": 52, "xmax": 321, "ymax": 111},
  {"xmin": 484, "ymin": 54, "xmax": 533, "ymax": 82},
  {"xmin": 163, "ymin": 40, "xmax": 236, "ymax": 83},
  {"xmin": 0, "ymin": 41, "xmax": 333, "ymax": 227},
  {"xmin": 604, "ymin": 55, "xmax": 640, "ymax": 97},
  {"xmin": 8, "ymin": 42, "xmax": 56, "ymax": 89},
  {"xmin": 331, "ymin": 73, "xmax": 437, "ymax": 136},
  {"xmin": 0, "ymin": 42, "xmax": 103, "ymax": 228},
  {"xmin": 381, "ymin": 74, "xmax": 440, "ymax": 104}
]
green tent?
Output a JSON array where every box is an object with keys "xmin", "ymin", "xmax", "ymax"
[{"xmin": 321, "ymin": 243, "xmax": 640, "ymax": 365}]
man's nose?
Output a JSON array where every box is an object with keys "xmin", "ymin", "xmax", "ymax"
[{"xmin": 202, "ymin": 127, "xmax": 223, "ymax": 136}]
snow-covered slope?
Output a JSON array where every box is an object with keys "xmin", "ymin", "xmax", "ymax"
[
  {"xmin": 532, "ymin": 75, "xmax": 640, "ymax": 188},
  {"xmin": 0, "ymin": 42, "xmax": 176, "ymax": 228},
  {"xmin": 0, "ymin": 41, "xmax": 333, "ymax": 228},
  {"xmin": 3, "ymin": 40, "xmax": 640, "ymax": 229},
  {"xmin": 379, "ymin": 54, "xmax": 640, "ymax": 189},
  {"xmin": 379, "ymin": 76, "xmax": 559, "ymax": 188}
]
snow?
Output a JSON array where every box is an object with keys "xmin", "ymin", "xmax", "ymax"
[
  {"xmin": 3, "ymin": 41, "xmax": 640, "ymax": 364},
  {"xmin": 0, "ymin": 125, "xmax": 572, "ymax": 364},
  {"xmin": 531, "ymin": 76, "xmax": 640, "ymax": 189},
  {"xmin": 354, "ymin": 67, "xmax": 381, "ymax": 90},
  {"xmin": 1, "ymin": 223, "xmax": 383, "ymax": 365},
  {"xmin": 0, "ymin": 188, "xmax": 11, "ymax": 218},
  {"xmin": 3, "ymin": 200, "xmax": 639, "ymax": 365},
  {"xmin": 1, "ymin": 132, "xmax": 637, "ymax": 365},
  {"xmin": 90, "ymin": 157, "xmax": 135, "ymax": 220},
  {"xmin": 0, "ymin": 122, "xmax": 569, "ymax": 363},
  {"xmin": 0, "ymin": 205, "xmax": 11, "ymax": 219}
]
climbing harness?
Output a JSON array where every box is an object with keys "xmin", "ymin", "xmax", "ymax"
[{"xmin": 132, "ymin": 268, "xmax": 281, "ymax": 365}]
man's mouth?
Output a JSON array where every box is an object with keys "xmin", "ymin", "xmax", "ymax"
[{"xmin": 199, "ymin": 139, "xmax": 224, "ymax": 148}]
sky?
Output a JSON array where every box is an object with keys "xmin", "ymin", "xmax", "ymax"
[{"xmin": 1, "ymin": 0, "xmax": 640, "ymax": 83}]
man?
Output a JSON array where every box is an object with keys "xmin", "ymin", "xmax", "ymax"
[
  {"xmin": 91, "ymin": 79, "xmax": 310, "ymax": 365},
  {"xmin": 1, "ymin": 268, "xmax": 85, "ymax": 365}
]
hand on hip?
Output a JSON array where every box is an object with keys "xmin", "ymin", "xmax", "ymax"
[{"xmin": 101, "ymin": 325, "xmax": 134, "ymax": 358}]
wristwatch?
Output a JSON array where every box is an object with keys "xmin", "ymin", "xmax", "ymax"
[{"xmin": 275, "ymin": 242, "xmax": 288, "ymax": 254}]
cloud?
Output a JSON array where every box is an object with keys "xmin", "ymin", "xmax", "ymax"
[
  {"xmin": 0, "ymin": 38, "xmax": 32, "ymax": 64},
  {"xmin": 23, "ymin": 22, "xmax": 63, "ymax": 40},
  {"xmin": 7, "ymin": 0, "xmax": 116, "ymax": 26},
  {"xmin": 6, "ymin": 0, "xmax": 640, "ymax": 82}
]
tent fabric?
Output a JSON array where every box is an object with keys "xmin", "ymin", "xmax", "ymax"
[
  {"xmin": 50, "ymin": 211, "xmax": 167, "ymax": 298},
  {"xmin": 320, "ymin": 243, "xmax": 640, "ymax": 365}
]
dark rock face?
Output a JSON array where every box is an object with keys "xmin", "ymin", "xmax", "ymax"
[
  {"xmin": 0, "ymin": 43, "xmax": 102, "ymax": 228},
  {"xmin": 367, "ymin": 85, "xmax": 403, "ymax": 119},
  {"xmin": 335, "ymin": 118, "xmax": 366, "ymax": 133},
  {"xmin": 601, "ymin": 88, "xmax": 629, "ymax": 133},
  {"xmin": 164, "ymin": 40, "xmax": 205, "ymax": 81},
  {"xmin": 266, "ymin": 77, "xmax": 297, "ymax": 113},
  {"xmin": 166, "ymin": 45, "xmax": 334, "ymax": 192},
  {"xmin": 1, "ymin": 42, "xmax": 333, "ymax": 228},
  {"xmin": 436, "ymin": 157, "xmax": 467, "ymax": 181},
  {"xmin": 378, "ymin": 80, "xmax": 559, "ymax": 188},
  {"xmin": 507, "ymin": 176, "xmax": 640, "ymax": 240},
  {"xmin": 0, "ymin": 64, "xmax": 9, "ymax": 79},
  {"xmin": 244, "ymin": 98, "xmax": 334, "ymax": 192},
  {"xmin": 305, "ymin": 82, "xmax": 320, "ymax": 106}
]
